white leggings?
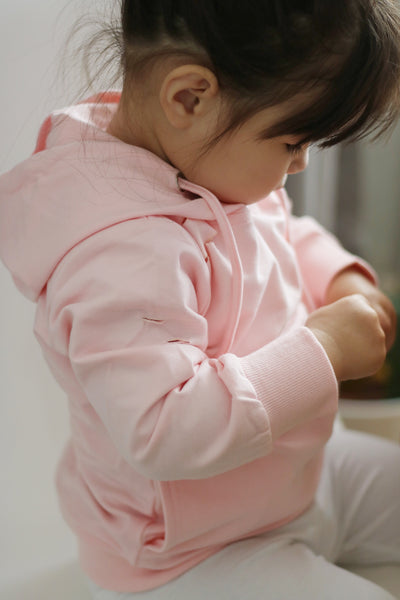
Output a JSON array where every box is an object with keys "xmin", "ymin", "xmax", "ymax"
[{"xmin": 87, "ymin": 429, "xmax": 400, "ymax": 600}]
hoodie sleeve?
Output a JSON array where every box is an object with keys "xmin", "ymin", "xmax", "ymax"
[
  {"xmin": 45, "ymin": 217, "xmax": 337, "ymax": 481},
  {"xmin": 272, "ymin": 188, "xmax": 376, "ymax": 308},
  {"xmin": 288, "ymin": 214, "xmax": 377, "ymax": 308}
]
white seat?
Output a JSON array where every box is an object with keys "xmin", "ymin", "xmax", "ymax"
[
  {"xmin": 346, "ymin": 564, "xmax": 400, "ymax": 598},
  {"xmin": 0, "ymin": 560, "xmax": 399, "ymax": 599}
]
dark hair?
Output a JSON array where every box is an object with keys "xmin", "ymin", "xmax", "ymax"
[{"xmin": 95, "ymin": 0, "xmax": 400, "ymax": 148}]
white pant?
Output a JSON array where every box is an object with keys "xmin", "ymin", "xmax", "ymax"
[{"xmin": 87, "ymin": 429, "xmax": 400, "ymax": 599}]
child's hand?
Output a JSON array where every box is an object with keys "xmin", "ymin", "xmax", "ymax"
[
  {"xmin": 325, "ymin": 267, "xmax": 397, "ymax": 351},
  {"xmin": 306, "ymin": 294, "xmax": 387, "ymax": 382}
]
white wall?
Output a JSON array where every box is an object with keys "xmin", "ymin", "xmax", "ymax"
[{"xmin": 0, "ymin": 0, "xmax": 108, "ymax": 583}]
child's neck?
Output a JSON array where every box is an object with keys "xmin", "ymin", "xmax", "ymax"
[{"xmin": 107, "ymin": 97, "xmax": 170, "ymax": 163}]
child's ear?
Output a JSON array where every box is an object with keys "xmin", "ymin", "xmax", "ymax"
[{"xmin": 159, "ymin": 65, "xmax": 219, "ymax": 129}]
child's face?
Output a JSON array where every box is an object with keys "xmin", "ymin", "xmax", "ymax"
[{"xmin": 180, "ymin": 105, "xmax": 310, "ymax": 205}]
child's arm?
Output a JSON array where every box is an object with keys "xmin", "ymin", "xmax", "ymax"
[
  {"xmin": 281, "ymin": 190, "xmax": 375, "ymax": 308},
  {"xmin": 284, "ymin": 198, "xmax": 395, "ymax": 379},
  {"xmin": 46, "ymin": 217, "xmax": 337, "ymax": 481}
]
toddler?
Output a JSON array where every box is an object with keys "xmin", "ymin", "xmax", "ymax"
[{"xmin": 1, "ymin": 1, "xmax": 400, "ymax": 598}]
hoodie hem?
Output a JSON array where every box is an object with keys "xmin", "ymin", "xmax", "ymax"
[
  {"xmin": 78, "ymin": 503, "xmax": 315, "ymax": 594},
  {"xmin": 79, "ymin": 542, "xmax": 224, "ymax": 593}
]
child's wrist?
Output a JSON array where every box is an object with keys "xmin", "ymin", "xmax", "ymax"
[{"xmin": 325, "ymin": 266, "xmax": 377, "ymax": 305}]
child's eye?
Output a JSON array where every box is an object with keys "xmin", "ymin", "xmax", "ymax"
[{"xmin": 286, "ymin": 142, "xmax": 304, "ymax": 156}]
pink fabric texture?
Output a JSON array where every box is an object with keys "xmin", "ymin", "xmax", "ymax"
[{"xmin": 0, "ymin": 94, "xmax": 375, "ymax": 592}]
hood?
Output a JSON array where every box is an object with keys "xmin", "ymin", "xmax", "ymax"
[
  {"xmin": 0, "ymin": 93, "xmax": 240, "ymax": 286},
  {"xmin": 0, "ymin": 92, "xmax": 244, "ymax": 351}
]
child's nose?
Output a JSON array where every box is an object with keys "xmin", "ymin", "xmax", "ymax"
[{"xmin": 287, "ymin": 146, "xmax": 310, "ymax": 175}]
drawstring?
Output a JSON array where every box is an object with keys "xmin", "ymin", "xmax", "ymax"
[{"xmin": 178, "ymin": 178, "xmax": 244, "ymax": 355}]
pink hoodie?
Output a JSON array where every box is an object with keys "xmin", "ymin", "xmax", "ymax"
[{"xmin": 0, "ymin": 93, "xmax": 374, "ymax": 592}]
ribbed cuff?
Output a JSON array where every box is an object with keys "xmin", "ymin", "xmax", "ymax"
[{"xmin": 239, "ymin": 327, "xmax": 338, "ymax": 441}]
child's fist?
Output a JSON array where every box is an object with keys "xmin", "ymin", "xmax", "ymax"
[
  {"xmin": 325, "ymin": 267, "xmax": 397, "ymax": 351},
  {"xmin": 306, "ymin": 294, "xmax": 387, "ymax": 381}
]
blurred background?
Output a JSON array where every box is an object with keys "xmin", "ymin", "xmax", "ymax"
[
  {"xmin": 286, "ymin": 136, "xmax": 400, "ymax": 295},
  {"xmin": 1, "ymin": 0, "xmax": 400, "ymax": 588}
]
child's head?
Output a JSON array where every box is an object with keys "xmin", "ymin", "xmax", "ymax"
[{"xmin": 105, "ymin": 0, "xmax": 400, "ymax": 202}]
